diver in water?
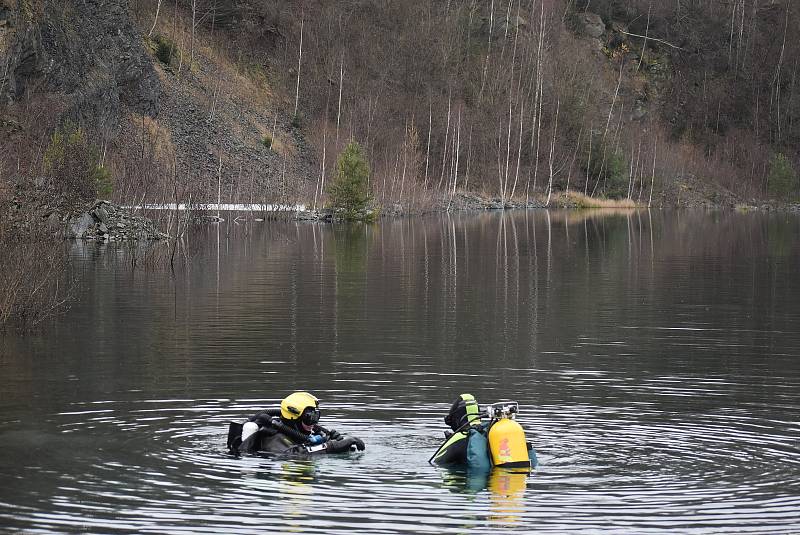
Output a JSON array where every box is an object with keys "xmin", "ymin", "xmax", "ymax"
[
  {"xmin": 227, "ymin": 391, "xmax": 365, "ymax": 456},
  {"xmin": 430, "ymin": 393, "xmax": 484, "ymax": 466},
  {"xmin": 431, "ymin": 395, "xmax": 534, "ymax": 470}
]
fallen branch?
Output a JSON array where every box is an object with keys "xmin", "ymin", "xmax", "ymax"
[{"xmin": 618, "ymin": 30, "xmax": 683, "ymax": 51}]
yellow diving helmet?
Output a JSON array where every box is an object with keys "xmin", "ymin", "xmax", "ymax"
[{"xmin": 280, "ymin": 392, "xmax": 320, "ymax": 425}]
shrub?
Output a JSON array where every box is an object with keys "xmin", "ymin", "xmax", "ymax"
[
  {"xmin": 291, "ymin": 113, "xmax": 302, "ymax": 129},
  {"xmin": 767, "ymin": 153, "xmax": 798, "ymax": 198},
  {"xmin": 602, "ymin": 151, "xmax": 628, "ymax": 199},
  {"xmin": 583, "ymin": 133, "xmax": 628, "ymax": 199},
  {"xmin": 43, "ymin": 122, "xmax": 112, "ymax": 201},
  {"xmin": 153, "ymin": 34, "xmax": 177, "ymax": 67},
  {"xmin": 95, "ymin": 164, "xmax": 113, "ymax": 198},
  {"xmin": 0, "ymin": 236, "xmax": 74, "ymax": 331},
  {"xmin": 328, "ymin": 141, "xmax": 373, "ymax": 220},
  {"xmin": 261, "ymin": 134, "xmax": 273, "ymax": 149}
]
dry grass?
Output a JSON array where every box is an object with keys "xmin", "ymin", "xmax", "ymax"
[
  {"xmin": 145, "ymin": 6, "xmax": 275, "ymax": 111},
  {"xmin": 561, "ymin": 191, "xmax": 642, "ymax": 209},
  {"xmin": 131, "ymin": 113, "xmax": 176, "ymax": 162},
  {"xmin": 255, "ymin": 123, "xmax": 294, "ymax": 157},
  {"xmin": 143, "ymin": 5, "xmax": 302, "ymax": 170}
]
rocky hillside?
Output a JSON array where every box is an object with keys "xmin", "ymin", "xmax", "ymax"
[{"xmin": 1, "ymin": 0, "xmax": 316, "ymax": 213}]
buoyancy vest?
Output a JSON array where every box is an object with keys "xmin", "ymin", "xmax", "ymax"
[{"xmin": 466, "ymin": 425, "xmax": 492, "ymax": 472}]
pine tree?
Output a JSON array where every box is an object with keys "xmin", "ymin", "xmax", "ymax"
[
  {"xmin": 329, "ymin": 142, "xmax": 373, "ymax": 220},
  {"xmin": 767, "ymin": 153, "xmax": 798, "ymax": 199}
]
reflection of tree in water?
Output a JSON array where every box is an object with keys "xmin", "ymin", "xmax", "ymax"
[
  {"xmin": 767, "ymin": 216, "xmax": 794, "ymax": 257},
  {"xmin": 333, "ymin": 223, "xmax": 369, "ymax": 276},
  {"xmin": 333, "ymin": 223, "xmax": 370, "ymax": 351}
]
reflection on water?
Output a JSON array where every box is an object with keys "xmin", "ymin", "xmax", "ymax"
[
  {"xmin": 1, "ymin": 209, "xmax": 799, "ymax": 533},
  {"xmin": 488, "ymin": 469, "xmax": 528, "ymax": 524},
  {"xmin": 277, "ymin": 461, "xmax": 318, "ymax": 530},
  {"xmin": 440, "ymin": 467, "xmax": 529, "ymax": 525}
]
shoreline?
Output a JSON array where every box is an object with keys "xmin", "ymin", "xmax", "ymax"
[{"xmin": 4, "ymin": 186, "xmax": 800, "ymax": 246}]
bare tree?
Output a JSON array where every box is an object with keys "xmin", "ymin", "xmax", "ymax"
[
  {"xmin": 294, "ymin": 16, "xmax": 304, "ymax": 121},
  {"xmin": 424, "ymin": 100, "xmax": 432, "ymax": 189},
  {"xmin": 149, "ymin": 0, "xmax": 163, "ymax": 37},
  {"xmin": 545, "ymin": 98, "xmax": 559, "ymax": 206},
  {"xmin": 190, "ymin": 0, "xmax": 197, "ymax": 65},
  {"xmin": 336, "ymin": 52, "xmax": 344, "ymax": 149}
]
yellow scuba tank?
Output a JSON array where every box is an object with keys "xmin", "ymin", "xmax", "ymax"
[{"xmin": 488, "ymin": 416, "xmax": 530, "ymax": 469}]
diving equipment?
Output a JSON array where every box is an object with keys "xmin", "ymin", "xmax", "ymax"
[
  {"xmin": 241, "ymin": 421, "xmax": 259, "ymax": 441},
  {"xmin": 227, "ymin": 398, "xmax": 366, "ymax": 456},
  {"xmin": 486, "ymin": 402, "xmax": 530, "ymax": 469},
  {"xmin": 431, "ymin": 393, "xmax": 484, "ymax": 465},
  {"xmin": 324, "ymin": 436, "xmax": 366, "ymax": 453},
  {"xmin": 431, "ymin": 398, "xmax": 533, "ymax": 470}
]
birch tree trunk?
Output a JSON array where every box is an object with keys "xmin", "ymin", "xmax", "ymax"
[
  {"xmin": 336, "ymin": 53, "xmax": 344, "ymax": 149},
  {"xmin": 479, "ymin": 0, "xmax": 495, "ymax": 104},
  {"xmin": 452, "ymin": 108, "xmax": 462, "ymax": 197},
  {"xmin": 585, "ymin": 122, "xmax": 593, "ymax": 196},
  {"xmin": 648, "ymin": 139, "xmax": 656, "ymax": 208},
  {"xmin": 294, "ymin": 17, "xmax": 304, "ymax": 121},
  {"xmin": 438, "ymin": 89, "xmax": 452, "ymax": 190},
  {"xmin": 545, "ymin": 99, "xmax": 559, "ymax": 207},
  {"xmin": 148, "ymin": 0, "xmax": 163, "ymax": 37},
  {"xmin": 190, "ymin": 0, "xmax": 197, "ymax": 65},
  {"xmin": 216, "ymin": 153, "xmax": 222, "ymax": 220},
  {"xmin": 637, "ymin": 2, "xmax": 651, "ymax": 72},
  {"xmin": 424, "ymin": 101, "xmax": 432, "ymax": 189}
]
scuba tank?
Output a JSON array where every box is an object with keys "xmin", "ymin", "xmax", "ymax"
[{"xmin": 486, "ymin": 402, "xmax": 530, "ymax": 469}]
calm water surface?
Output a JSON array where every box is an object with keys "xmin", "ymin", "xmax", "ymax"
[{"xmin": 1, "ymin": 210, "xmax": 799, "ymax": 533}]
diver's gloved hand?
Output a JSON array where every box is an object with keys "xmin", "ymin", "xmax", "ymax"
[
  {"xmin": 307, "ymin": 434, "xmax": 325, "ymax": 445},
  {"xmin": 349, "ymin": 437, "xmax": 365, "ymax": 451},
  {"xmin": 326, "ymin": 428, "xmax": 343, "ymax": 441},
  {"xmin": 325, "ymin": 436, "xmax": 365, "ymax": 453}
]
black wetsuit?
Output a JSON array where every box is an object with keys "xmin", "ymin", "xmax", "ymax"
[
  {"xmin": 241, "ymin": 427, "xmax": 304, "ymax": 454},
  {"xmin": 228, "ymin": 411, "xmax": 364, "ymax": 455},
  {"xmin": 431, "ymin": 430, "xmax": 469, "ymax": 465},
  {"xmin": 235, "ymin": 412, "xmax": 313, "ymax": 455},
  {"xmin": 431, "ymin": 394, "xmax": 483, "ymax": 466}
]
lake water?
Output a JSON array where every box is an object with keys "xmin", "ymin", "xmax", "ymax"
[{"xmin": 1, "ymin": 210, "xmax": 799, "ymax": 533}]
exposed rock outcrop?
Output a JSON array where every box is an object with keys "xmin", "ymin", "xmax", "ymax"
[
  {"xmin": 67, "ymin": 201, "xmax": 168, "ymax": 241},
  {"xmin": 574, "ymin": 12, "xmax": 605, "ymax": 38},
  {"xmin": 2, "ymin": 0, "xmax": 160, "ymax": 132},
  {"xmin": 3, "ymin": 180, "xmax": 166, "ymax": 241}
]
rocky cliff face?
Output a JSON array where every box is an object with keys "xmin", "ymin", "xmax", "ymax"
[{"xmin": 1, "ymin": 0, "xmax": 159, "ymax": 133}]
